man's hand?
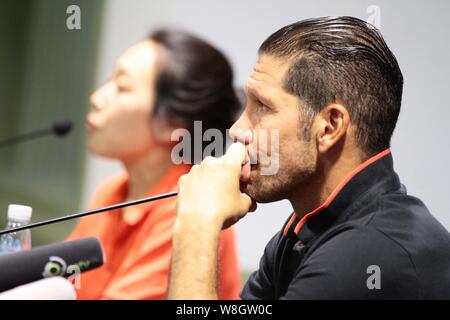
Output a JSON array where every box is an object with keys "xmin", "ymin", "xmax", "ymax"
[
  {"xmin": 168, "ymin": 143, "xmax": 255, "ymax": 300},
  {"xmin": 176, "ymin": 142, "xmax": 254, "ymax": 230}
]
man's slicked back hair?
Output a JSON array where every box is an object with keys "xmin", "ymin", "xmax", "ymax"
[{"xmin": 259, "ymin": 16, "xmax": 403, "ymax": 156}]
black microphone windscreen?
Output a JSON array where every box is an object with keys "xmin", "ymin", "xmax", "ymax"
[
  {"xmin": 52, "ymin": 119, "xmax": 73, "ymax": 136},
  {"xmin": 0, "ymin": 237, "xmax": 103, "ymax": 293}
]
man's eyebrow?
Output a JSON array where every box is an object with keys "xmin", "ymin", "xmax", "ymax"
[{"xmin": 247, "ymin": 85, "xmax": 274, "ymax": 105}]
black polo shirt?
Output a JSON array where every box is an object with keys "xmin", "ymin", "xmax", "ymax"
[{"xmin": 241, "ymin": 149, "xmax": 450, "ymax": 299}]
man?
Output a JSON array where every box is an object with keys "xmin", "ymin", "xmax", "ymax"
[{"xmin": 168, "ymin": 16, "xmax": 450, "ymax": 299}]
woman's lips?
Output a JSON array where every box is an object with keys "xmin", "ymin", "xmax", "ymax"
[{"xmin": 85, "ymin": 119, "xmax": 97, "ymax": 133}]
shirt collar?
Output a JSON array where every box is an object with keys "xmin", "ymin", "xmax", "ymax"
[
  {"xmin": 118, "ymin": 164, "xmax": 191, "ymax": 226},
  {"xmin": 283, "ymin": 149, "xmax": 401, "ymax": 243}
]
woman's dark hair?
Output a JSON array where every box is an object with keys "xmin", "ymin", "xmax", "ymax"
[{"xmin": 149, "ymin": 29, "xmax": 241, "ymax": 160}]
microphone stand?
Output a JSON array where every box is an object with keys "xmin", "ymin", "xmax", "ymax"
[
  {"xmin": 0, "ymin": 119, "xmax": 72, "ymax": 149},
  {"xmin": 0, "ymin": 191, "xmax": 177, "ymax": 236},
  {"xmin": 0, "ymin": 128, "xmax": 54, "ymax": 149}
]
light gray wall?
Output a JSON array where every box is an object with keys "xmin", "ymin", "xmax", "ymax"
[{"xmin": 82, "ymin": 0, "xmax": 450, "ymax": 272}]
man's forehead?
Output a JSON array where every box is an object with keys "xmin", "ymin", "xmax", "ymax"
[{"xmin": 247, "ymin": 54, "xmax": 289, "ymax": 94}]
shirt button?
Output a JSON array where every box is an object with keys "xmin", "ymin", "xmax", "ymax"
[{"xmin": 293, "ymin": 241, "xmax": 305, "ymax": 252}]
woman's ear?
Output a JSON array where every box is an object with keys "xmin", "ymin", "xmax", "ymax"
[
  {"xmin": 316, "ymin": 103, "xmax": 350, "ymax": 154},
  {"xmin": 151, "ymin": 115, "xmax": 187, "ymax": 146}
]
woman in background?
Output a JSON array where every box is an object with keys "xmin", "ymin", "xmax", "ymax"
[{"xmin": 68, "ymin": 29, "xmax": 242, "ymax": 300}]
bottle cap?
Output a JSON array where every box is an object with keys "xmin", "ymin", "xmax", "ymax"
[{"xmin": 7, "ymin": 204, "xmax": 32, "ymax": 223}]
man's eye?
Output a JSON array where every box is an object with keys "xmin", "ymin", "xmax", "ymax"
[{"xmin": 256, "ymin": 100, "xmax": 269, "ymax": 111}]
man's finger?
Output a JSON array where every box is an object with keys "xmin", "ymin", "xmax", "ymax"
[
  {"xmin": 223, "ymin": 142, "xmax": 247, "ymax": 175},
  {"xmin": 240, "ymin": 193, "xmax": 253, "ymax": 213}
]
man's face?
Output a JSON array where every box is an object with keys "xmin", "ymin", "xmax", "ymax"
[{"xmin": 230, "ymin": 54, "xmax": 317, "ymax": 203}]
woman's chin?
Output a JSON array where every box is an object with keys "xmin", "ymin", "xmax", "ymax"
[{"xmin": 87, "ymin": 141, "xmax": 115, "ymax": 159}]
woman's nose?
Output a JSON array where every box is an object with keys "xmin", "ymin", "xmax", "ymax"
[{"xmin": 90, "ymin": 86, "xmax": 107, "ymax": 111}]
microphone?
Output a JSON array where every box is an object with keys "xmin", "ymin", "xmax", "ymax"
[
  {"xmin": 0, "ymin": 191, "xmax": 177, "ymax": 236},
  {"xmin": 0, "ymin": 118, "xmax": 73, "ymax": 149},
  {"xmin": 52, "ymin": 119, "xmax": 73, "ymax": 137},
  {"xmin": 0, "ymin": 237, "xmax": 103, "ymax": 293},
  {"xmin": 0, "ymin": 277, "xmax": 76, "ymax": 300}
]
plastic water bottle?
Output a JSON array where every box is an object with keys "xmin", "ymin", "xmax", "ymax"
[{"xmin": 0, "ymin": 204, "xmax": 32, "ymax": 254}]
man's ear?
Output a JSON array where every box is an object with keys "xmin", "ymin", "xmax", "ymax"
[{"xmin": 315, "ymin": 103, "xmax": 350, "ymax": 154}]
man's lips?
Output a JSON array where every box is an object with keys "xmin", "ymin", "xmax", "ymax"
[
  {"xmin": 240, "ymin": 160, "xmax": 251, "ymax": 182},
  {"xmin": 240, "ymin": 150, "xmax": 253, "ymax": 182}
]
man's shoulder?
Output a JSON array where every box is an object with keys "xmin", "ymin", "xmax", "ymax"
[
  {"xmin": 248, "ymin": 223, "xmax": 425, "ymax": 299},
  {"xmin": 364, "ymin": 193, "xmax": 450, "ymax": 298},
  {"xmin": 364, "ymin": 192, "xmax": 450, "ymax": 257},
  {"xmin": 306, "ymin": 193, "xmax": 450, "ymax": 298}
]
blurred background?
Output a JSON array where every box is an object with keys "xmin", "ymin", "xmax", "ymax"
[{"xmin": 0, "ymin": 0, "xmax": 449, "ymax": 279}]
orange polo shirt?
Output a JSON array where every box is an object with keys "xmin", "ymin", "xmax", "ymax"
[{"xmin": 67, "ymin": 164, "xmax": 241, "ymax": 300}]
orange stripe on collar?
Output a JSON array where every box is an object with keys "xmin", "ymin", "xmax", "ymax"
[
  {"xmin": 293, "ymin": 148, "xmax": 391, "ymax": 235},
  {"xmin": 283, "ymin": 212, "xmax": 298, "ymax": 236}
]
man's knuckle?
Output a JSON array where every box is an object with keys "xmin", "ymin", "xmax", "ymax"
[{"xmin": 203, "ymin": 156, "xmax": 215, "ymax": 165}]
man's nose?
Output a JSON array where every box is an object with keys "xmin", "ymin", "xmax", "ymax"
[{"xmin": 229, "ymin": 112, "xmax": 253, "ymax": 145}]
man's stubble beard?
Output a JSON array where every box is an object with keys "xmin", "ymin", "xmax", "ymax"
[
  {"xmin": 243, "ymin": 144, "xmax": 316, "ymax": 203},
  {"xmin": 244, "ymin": 111, "xmax": 316, "ymax": 203}
]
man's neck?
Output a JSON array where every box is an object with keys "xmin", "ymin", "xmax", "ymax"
[
  {"xmin": 123, "ymin": 146, "xmax": 174, "ymax": 201},
  {"xmin": 289, "ymin": 149, "xmax": 365, "ymax": 218}
]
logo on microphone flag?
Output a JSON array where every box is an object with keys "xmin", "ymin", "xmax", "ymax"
[{"xmin": 42, "ymin": 256, "xmax": 89, "ymax": 277}]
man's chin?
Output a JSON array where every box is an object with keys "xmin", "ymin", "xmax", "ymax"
[{"xmin": 241, "ymin": 180, "xmax": 274, "ymax": 204}]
